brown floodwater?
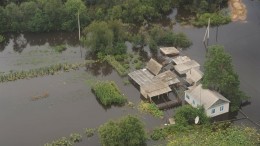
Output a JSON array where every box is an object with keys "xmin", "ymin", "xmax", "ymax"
[{"xmin": 0, "ymin": 0, "xmax": 260, "ymax": 145}]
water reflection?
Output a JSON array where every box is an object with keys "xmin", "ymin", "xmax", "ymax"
[{"xmin": 0, "ymin": 32, "xmax": 79, "ymax": 53}]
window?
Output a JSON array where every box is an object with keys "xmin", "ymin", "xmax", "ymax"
[
  {"xmin": 220, "ymin": 106, "xmax": 224, "ymax": 111},
  {"xmin": 186, "ymin": 94, "xmax": 190, "ymax": 99},
  {"xmin": 211, "ymin": 109, "xmax": 215, "ymax": 114},
  {"xmin": 192, "ymin": 100, "xmax": 195, "ymax": 105}
]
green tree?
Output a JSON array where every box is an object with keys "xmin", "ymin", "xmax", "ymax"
[
  {"xmin": 202, "ymin": 45, "xmax": 249, "ymax": 111},
  {"xmin": 98, "ymin": 115, "xmax": 146, "ymax": 146},
  {"xmin": 82, "ymin": 21, "xmax": 113, "ymax": 54},
  {"xmin": 174, "ymin": 105, "xmax": 209, "ymax": 126}
]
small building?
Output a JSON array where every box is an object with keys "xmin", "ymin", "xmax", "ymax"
[
  {"xmin": 146, "ymin": 58, "xmax": 163, "ymax": 75},
  {"xmin": 160, "ymin": 47, "xmax": 180, "ymax": 56},
  {"xmin": 172, "ymin": 56, "xmax": 191, "ymax": 65},
  {"xmin": 185, "ymin": 68, "xmax": 204, "ymax": 86},
  {"xmin": 140, "ymin": 80, "xmax": 171, "ymax": 101},
  {"xmin": 184, "ymin": 84, "xmax": 230, "ymax": 117},
  {"xmin": 174, "ymin": 60, "xmax": 200, "ymax": 75}
]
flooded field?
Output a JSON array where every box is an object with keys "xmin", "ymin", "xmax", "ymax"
[{"xmin": 0, "ymin": 0, "xmax": 260, "ymax": 145}]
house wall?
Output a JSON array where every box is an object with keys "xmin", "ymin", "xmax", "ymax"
[
  {"xmin": 184, "ymin": 92, "xmax": 202, "ymax": 108},
  {"xmin": 184, "ymin": 92, "xmax": 229, "ymax": 117},
  {"xmin": 206, "ymin": 103, "xmax": 229, "ymax": 117}
]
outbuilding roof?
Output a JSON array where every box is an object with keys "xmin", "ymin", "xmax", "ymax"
[
  {"xmin": 160, "ymin": 47, "xmax": 179, "ymax": 55},
  {"xmin": 146, "ymin": 58, "xmax": 162, "ymax": 75},
  {"xmin": 174, "ymin": 60, "xmax": 200, "ymax": 75},
  {"xmin": 185, "ymin": 68, "xmax": 204, "ymax": 85}
]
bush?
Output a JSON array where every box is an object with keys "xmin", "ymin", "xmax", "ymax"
[
  {"xmin": 150, "ymin": 128, "xmax": 168, "ymax": 140},
  {"xmin": 98, "ymin": 115, "xmax": 146, "ymax": 146},
  {"xmin": 138, "ymin": 101, "xmax": 164, "ymax": 118},
  {"xmin": 69, "ymin": 133, "xmax": 82, "ymax": 143},
  {"xmin": 44, "ymin": 137, "xmax": 72, "ymax": 146},
  {"xmin": 85, "ymin": 128, "xmax": 95, "ymax": 137},
  {"xmin": 104, "ymin": 55, "xmax": 128, "ymax": 76},
  {"xmin": 0, "ymin": 34, "xmax": 5, "ymax": 43},
  {"xmin": 92, "ymin": 81, "xmax": 127, "ymax": 106},
  {"xmin": 174, "ymin": 105, "xmax": 209, "ymax": 126},
  {"xmin": 192, "ymin": 13, "xmax": 231, "ymax": 27},
  {"xmin": 52, "ymin": 45, "xmax": 67, "ymax": 53}
]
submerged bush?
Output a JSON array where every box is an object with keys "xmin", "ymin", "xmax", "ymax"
[
  {"xmin": 138, "ymin": 101, "xmax": 164, "ymax": 118},
  {"xmin": 0, "ymin": 60, "xmax": 95, "ymax": 83},
  {"xmin": 52, "ymin": 45, "xmax": 67, "ymax": 53},
  {"xmin": 192, "ymin": 13, "xmax": 231, "ymax": 27},
  {"xmin": 92, "ymin": 81, "xmax": 127, "ymax": 106},
  {"xmin": 104, "ymin": 55, "xmax": 128, "ymax": 76},
  {"xmin": 69, "ymin": 133, "xmax": 82, "ymax": 143},
  {"xmin": 44, "ymin": 137, "xmax": 72, "ymax": 146},
  {"xmin": 85, "ymin": 128, "xmax": 95, "ymax": 137},
  {"xmin": 0, "ymin": 34, "xmax": 5, "ymax": 43}
]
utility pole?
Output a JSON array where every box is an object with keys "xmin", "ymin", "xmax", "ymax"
[{"xmin": 78, "ymin": 10, "xmax": 82, "ymax": 58}]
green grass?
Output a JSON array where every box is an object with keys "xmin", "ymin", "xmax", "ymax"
[
  {"xmin": 92, "ymin": 81, "xmax": 127, "ymax": 106},
  {"xmin": 192, "ymin": 12, "xmax": 231, "ymax": 27}
]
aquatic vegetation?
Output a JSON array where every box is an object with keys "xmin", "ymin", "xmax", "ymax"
[
  {"xmin": 31, "ymin": 92, "xmax": 49, "ymax": 101},
  {"xmin": 104, "ymin": 55, "xmax": 128, "ymax": 76},
  {"xmin": 44, "ymin": 137, "xmax": 72, "ymax": 146},
  {"xmin": 92, "ymin": 81, "xmax": 127, "ymax": 106},
  {"xmin": 85, "ymin": 128, "xmax": 95, "ymax": 137},
  {"xmin": 192, "ymin": 13, "xmax": 231, "ymax": 27},
  {"xmin": 0, "ymin": 60, "xmax": 95, "ymax": 83},
  {"xmin": 0, "ymin": 34, "xmax": 5, "ymax": 43},
  {"xmin": 52, "ymin": 45, "xmax": 67, "ymax": 53},
  {"xmin": 69, "ymin": 133, "xmax": 82, "ymax": 143},
  {"xmin": 138, "ymin": 101, "xmax": 164, "ymax": 118}
]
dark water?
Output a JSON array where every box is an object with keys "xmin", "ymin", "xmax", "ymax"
[
  {"xmin": 173, "ymin": 0, "xmax": 260, "ymax": 127},
  {"xmin": 0, "ymin": 1, "xmax": 260, "ymax": 145}
]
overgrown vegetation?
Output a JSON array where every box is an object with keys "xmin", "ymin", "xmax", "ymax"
[
  {"xmin": 98, "ymin": 115, "xmax": 146, "ymax": 146},
  {"xmin": 0, "ymin": 60, "xmax": 95, "ymax": 83},
  {"xmin": 0, "ymin": 34, "xmax": 4, "ymax": 43},
  {"xmin": 174, "ymin": 105, "xmax": 210, "ymax": 126},
  {"xmin": 92, "ymin": 81, "xmax": 127, "ymax": 106},
  {"xmin": 138, "ymin": 101, "xmax": 164, "ymax": 118},
  {"xmin": 52, "ymin": 45, "xmax": 67, "ymax": 53},
  {"xmin": 85, "ymin": 128, "xmax": 95, "ymax": 137},
  {"xmin": 44, "ymin": 137, "xmax": 73, "ymax": 146},
  {"xmin": 104, "ymin": 55, "xmax": 128, "ymax": 76},
  {"xmin": 192, "ymin": 12, "xmax": 231, "ymax": 27},
  {"xmin": 202, "ymin": 45, "xmax": 249, "ymax": 111},
  {"xmin": 69, "ymin": 133, "xmax": 82, "ymax": 143}
]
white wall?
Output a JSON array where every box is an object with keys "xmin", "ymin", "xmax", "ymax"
[
  {"xmin": 206, "ymin": 103, "xmax": 229, "ymax": 117},
  {"xmin": 184, "ymin": 92, "xmax": 202, "ymax": 108},
  {"xmin": 185, "ymin": 92, "xmax": 229, "ymax": 117}
]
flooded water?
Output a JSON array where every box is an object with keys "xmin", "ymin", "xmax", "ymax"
[
  {"xmin": 173, "ymin": 0, "xmax": 260, "ymax": 127},
  {"xmin": 0, "ymin": 0, "xmax": 260, "ymax": 145}
]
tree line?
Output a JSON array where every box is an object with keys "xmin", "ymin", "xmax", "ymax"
[{"xmin": 0, "ymin": 0, "xmax": 230, "ymax": 33}]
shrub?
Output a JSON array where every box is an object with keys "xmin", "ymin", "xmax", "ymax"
[
  {"xmin": 150, "ymin": 127, "xmax": 168, "ymax": 140},
  {"xmin": 104, "ymin": 55, "xmax": 128, "ymax": 76},
  {"xmin": 192, "ymin": 13, "xmax": 231, "ymax": 27},
  {"xmin": 138, "ymin": 101, "xmax": 164, "ymax": 118},
  {"xmin": 0, "ymin": 34, "xmax": 5, "ymax": 43},
  {"xmin": 92, "ymin": 81, "xmax": 127, "ymax": 106},
  {"xmin": 98, "ymin": 115, "xmax": 146, "ymax": 146},
  {"xmin": 44, "ymin": 137, "xmax": 72, "ymax": 146},
  {"xmin": 85, "ymin": 128, "xmax": 95, "ymax": 137},
  {"xmin": 69, "ymin": 133, "xmax": 82, "ymax": 143},
  {"xmin": 52, "ymin": 45, "xmax": 67, "ymax": 53},
  {"xmin": 174, "ymin": 105, "xmax": 209, "ymax": 126}
]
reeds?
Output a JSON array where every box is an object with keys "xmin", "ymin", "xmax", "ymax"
[{"xmin": 0, "ymin": 60, "xmax": 95, "ymax": 83}]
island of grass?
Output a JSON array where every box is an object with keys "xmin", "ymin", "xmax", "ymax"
[{"xmin": 92, "ymin": 81, "xmax": 127, "ymax": 106}]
